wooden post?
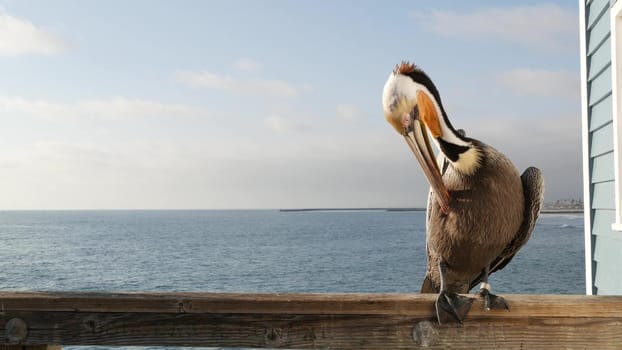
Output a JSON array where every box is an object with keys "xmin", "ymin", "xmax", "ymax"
[{"xmin": 2, "ymin": 291, "xmax": 622, "ymax": 349}]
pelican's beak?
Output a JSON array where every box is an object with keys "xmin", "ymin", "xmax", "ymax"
[{"xmin": 403, "ymin": 107, "xmax": 450, "ymax": 214}]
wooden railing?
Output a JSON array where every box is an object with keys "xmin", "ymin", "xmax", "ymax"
[{"xmin": 1, "ymin": 291, "xmax": 622, "ymax": 349}]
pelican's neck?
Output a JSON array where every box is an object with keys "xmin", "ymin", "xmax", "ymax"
[{"xmin": 417, "ymin": 86, "xmax": 482, "ymax": 176}]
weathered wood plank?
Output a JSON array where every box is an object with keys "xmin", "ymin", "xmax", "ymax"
[
  {"xmin": 1, "ymin": 292, "xmax": 622, "ymax": 349},
  {"xmin": 2, "ymin": 292, "xmax": 622, "ymax": 317},
  {"xmin": 3, "ymin": 312, "xmax": 622, "ymax": 349},
  {"xmin": 0, "ymin": 346, "xmax": 60, "ymax": 350}
]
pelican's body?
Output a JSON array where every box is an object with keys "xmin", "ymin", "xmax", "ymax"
[
  {"xmin": 382, "ymin": 61, "xmax": 544, "ymax": 324},
  {"xmin": 422, "ymin": 139, "xmax": 524, "ymax": 294}
]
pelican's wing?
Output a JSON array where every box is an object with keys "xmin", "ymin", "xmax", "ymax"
[{"xmin": 469, "ymin": 167, "xmax": 544, "ymax": 290}]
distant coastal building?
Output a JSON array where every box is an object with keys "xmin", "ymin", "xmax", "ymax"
[
  {"xmin": 542, "ymin": 199, "xmax": 584, "ymax": 211},
  {"xmin": 579, "ymin": 0, "xmax": 622, "ymax": 294}
]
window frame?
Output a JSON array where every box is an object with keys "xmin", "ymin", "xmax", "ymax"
[{"xmin": 611, "ymin": 0, "xmax": 622, "ymax": 231}]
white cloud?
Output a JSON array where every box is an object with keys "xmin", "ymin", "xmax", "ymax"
[
  {"xmin": 0, "ymin": 111, "xmax": 581, "ymax": 209},
  {"xmin": 0, "ymin": 12, "xmax": 67, "ymax": 55},
  {"xmin": 175, "ymin": 70, "xmax": 311, "ymax": 98},
  {"xmin": 264, "ymin": 115, "xmax": 309, "ymax": 133},
  {"xmin": 0, "ymin": 96, "xmax": 207, "ymax": 120},
  {"xmin": 233, "ymin": 58, "xmax": 261, "ymax": 72},
  {"xmin": 336, "ymin": 104, "xmax": 360, "ymax": 120},
  {"xmin": 414, "ymin": 4, "xmax": 576, "ymax": 50},
  {"xmin": 496, "ymin": 68, "xmax": 579, "ymax": 99}
]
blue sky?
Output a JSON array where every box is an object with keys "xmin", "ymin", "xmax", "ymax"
[{"xmin": 0, "ymin": 1, "xmax": 580, "ymax": 209}]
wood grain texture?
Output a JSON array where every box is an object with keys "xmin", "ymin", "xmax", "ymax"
[
  {"xmin": 0, "ymin": 346, "xmax": 60, "ymax": 350},
  {"xmin": 1, "ymin": 292, "xmax": 622, "ymax": 349}
]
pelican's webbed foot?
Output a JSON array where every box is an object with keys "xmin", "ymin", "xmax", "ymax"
[
  {"xmin": 435, "ymin": 291, "xmax": 474, "ymax": 324},
  {"xmin": 479, "ymin": 287, "xmax": 509, "ymax": 311}
]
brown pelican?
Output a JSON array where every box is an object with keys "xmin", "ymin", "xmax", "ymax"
[{"xmin": 382, "ymin": 61, "xmax": 544, "ymax": 324}]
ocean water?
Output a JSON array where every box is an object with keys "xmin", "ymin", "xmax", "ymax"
[{"xmin": 0, "ymin": 210, "xmax": 585, "ymax": 349}]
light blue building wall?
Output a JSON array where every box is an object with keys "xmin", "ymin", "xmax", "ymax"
[{"xmin": 580, "ymin": 0, "xmax": 622, "ymax": 294}]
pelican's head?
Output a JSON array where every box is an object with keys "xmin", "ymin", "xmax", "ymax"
[{"xmin": 382, "ymin": 61, "xmax": 481, "ymax": 213}]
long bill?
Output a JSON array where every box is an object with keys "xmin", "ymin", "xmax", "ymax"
[{"xmin": 403, "ymin": 115, "xmax": 450, "ymax": 214}]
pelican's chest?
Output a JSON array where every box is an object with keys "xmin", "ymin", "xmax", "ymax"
[{"xmin": 426, "ymin": 152, "xmax": 524, "ymax": 259}]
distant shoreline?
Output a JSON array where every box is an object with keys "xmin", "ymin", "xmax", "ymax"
[
  {"xmin": 279, "ymin": 208, "xmax": 583, "ymax": 214},
  {"xmin": 540, "ymin": 209, "xmax": 584, "ymax": 214},
  {"xmin": 279, "ymin": 208, "xmax": 425, "ymax": 212}
]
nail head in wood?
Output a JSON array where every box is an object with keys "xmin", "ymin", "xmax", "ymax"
[
  {"xmin": 412, "ymin": 320, "xmax": 438, "ymax": 347},
  {"xmin": 5, "ymin": 318, "xmax": 28, "ymax": 343}
]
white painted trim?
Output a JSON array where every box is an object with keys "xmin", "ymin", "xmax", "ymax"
[
  {"xmin": 612, "ymin": 0, "xmax": 622, "ymax": 234},
  {"xmin": 579, "ymin": 0, "xmax": 594, "ymax": 295}
]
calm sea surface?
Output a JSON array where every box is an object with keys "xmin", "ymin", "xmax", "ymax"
[{"xmin": 0, "ymin": 210, "xmax": 585, "ymax": 349}]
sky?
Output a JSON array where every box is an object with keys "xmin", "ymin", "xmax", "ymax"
[{"xmin": 0, "ymin": 0, "xmax": 581, "ymax": 210}]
